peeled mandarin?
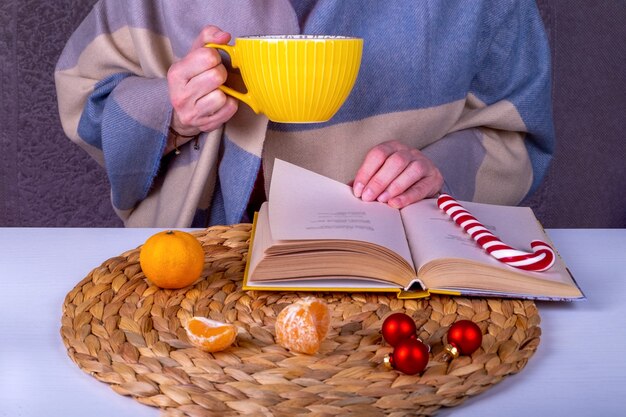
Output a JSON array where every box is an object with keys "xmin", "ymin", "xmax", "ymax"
[
  {"xmin": 275, "ymin": 297, "xmax": 330, "ymax": 354},
  {"xmin": 184, "ymin": 317, "xmax": 237, "ymax": 352}
]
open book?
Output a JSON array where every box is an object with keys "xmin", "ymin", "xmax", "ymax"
[{"xmin": 243, "ymin": 159, "xmax": 585, "ymax": 300}]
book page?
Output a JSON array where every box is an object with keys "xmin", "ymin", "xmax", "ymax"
[
  {"xmin": 268, "ymin": 159, "xmax": 414, "ymax": 268},
  {"xmin": 400, "ymin": 198, "xmax": 571, "ymax": 285},
  {"xmin": 245, "ymin": 275, "xmax": 401, "ymax": 290},
  {"xmin": 246, "ymin": 204, "xmax": 273, "ymax": 279}
]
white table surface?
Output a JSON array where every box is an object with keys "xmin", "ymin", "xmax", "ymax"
[{"xmin": 1, "ymin": 228, "xmax": 625, "ymax": 417}]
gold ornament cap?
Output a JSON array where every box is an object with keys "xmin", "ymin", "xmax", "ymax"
[
  {"xmin": 383, "ymin": 354, "xmax": 393, "ymax": 370},
  {"xmin": 444, "ymin": 344, "xmax": 460, "ymax": 360}
]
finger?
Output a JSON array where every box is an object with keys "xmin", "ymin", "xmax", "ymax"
[
  {"xmin": 194, "ymin": 89, "xmax": 229, "ymax": 119},
  {"xmin": 170, "ymin": 47, "xmax": 224, "ymax": 87},
  {"xmin": 169, "ymin": 26, "xmax": 229, "ymax": 88},
  {"xmin": 360, "ymin": 152, "xmax": 412, "ymax": 202},
  {"xmin": 376, "ymin": 160, "xmax": 427, "ymax": 203},
  {"xmin": 387, "ymin": 173, "xmax": 443, "ymax": 209},
  {"xmin": 353, "ymin": 142, "xmax": 401, "ymax": 198},
  {"xmin": 197, "ymin": 97, "xmax": 238, "ymax": 131},
  {"xmin": 173, "ymin": 88, "xmax": 229, "ymax": 129},
  {"xmin": 190, "ymin": 25, "xmax": 231, "ymax": 50},
  {"xmin": 186, "ymin": 64, "xmax": 228, "ymax": 100}
]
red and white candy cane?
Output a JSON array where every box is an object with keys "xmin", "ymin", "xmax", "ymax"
[{"xmin": 437, "ymin": 194, "xmax": 555, "ymax": 272}]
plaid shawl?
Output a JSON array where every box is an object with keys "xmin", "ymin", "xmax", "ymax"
[{"xmin": 55, "ymin": 0, "xmax": 554, "ymax": 227}]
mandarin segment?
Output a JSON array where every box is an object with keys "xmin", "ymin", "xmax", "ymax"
[
  {"xmin": 184, "ymin": 317, "xmax": 237, "ymax": 352},
  {"xmin": 275, "ymin": 297, "xmax": 330, "ymax": 354}
]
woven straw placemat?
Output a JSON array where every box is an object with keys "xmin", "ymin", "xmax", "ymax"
[{"xmin": 61, "ymin": 224, "xmax": 541, "ymax": 416}]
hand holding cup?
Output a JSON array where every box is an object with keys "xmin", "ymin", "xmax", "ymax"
[
  {"xmin": 206, "ymin": 34, "xmax": 363, "ymax": 123},
  {"xmin": 167, "ymin": 26, "xmax": 239, "ymax": 138}
]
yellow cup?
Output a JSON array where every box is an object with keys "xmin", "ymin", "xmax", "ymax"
[{"xmin": 206, "ymin": 35, "xmax": 363, "ymax": 123}]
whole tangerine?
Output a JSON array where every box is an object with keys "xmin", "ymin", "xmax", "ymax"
[{"xmin": 139, "ymin": 230, "xmax": 204, "ymax": 289}]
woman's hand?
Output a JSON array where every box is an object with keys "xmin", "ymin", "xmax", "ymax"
[
  {"xmin": 353, "ymin": 140, "xmax": 444, "ymax": 208},
  {"xmin": 167, "ymin": 25, "xmax": 238, "ymax": 138}
]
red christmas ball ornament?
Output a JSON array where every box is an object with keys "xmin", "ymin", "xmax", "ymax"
[
  {"xmin": 444, "ymin": 320, "xmax": 483, "ymax": 358},
  {"xmin": 381, "ymin": 313, "xmax": 417, "ymax": 347},
  {"xmin": 384, "ymin": 338, "xmax": 430, "ymax": 375}
]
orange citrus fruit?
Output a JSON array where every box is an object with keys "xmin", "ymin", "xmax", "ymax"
[
  {"xmin": 184, "ymin": 316, "xmax": 237, "ymax": 352},
  {"xmin": 275, "ymin": 297, "xmax": 330, "ymax": 354},
  {"xmin": 139, "ymin": 230, "xmax": 204, "ymax": 289}
]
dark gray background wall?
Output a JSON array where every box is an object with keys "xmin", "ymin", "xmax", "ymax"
[
  {"xmin": 0, "ymin": 1, "xmax": 624, "ymax": 227},
  {"xmin": 0, "ymin": 0, "xmax": 122, "ymax": 227},
  {"xmin": 523, "ymin": 0, "xmax": 626, "ymax": 227}
]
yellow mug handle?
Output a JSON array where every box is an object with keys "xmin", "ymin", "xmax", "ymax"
[{"xmin": 204, "ymin": 43, "xmax": 260, "ymax": 114}]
